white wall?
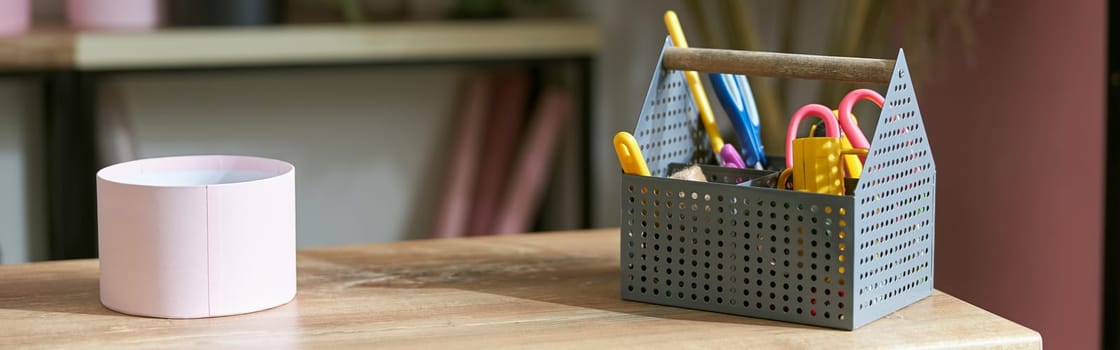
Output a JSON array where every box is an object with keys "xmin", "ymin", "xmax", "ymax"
[
  {"xmin": 0, "ymin": 66, "xmax": 499, "ymax": 263},
  {"xmin": 578, "ymin": 0, "xmax": 683, "ymax": 229},
  {"xmin": 0, "ymin": 0, "xmax": 852, "ymax": 262},
  {"xmin": 116, "ymin": 67, "xmax": 466, "ymax": 247},
  {"xmin": 0, "ymin": 79, "xmax": 46, "ymax": 264}
]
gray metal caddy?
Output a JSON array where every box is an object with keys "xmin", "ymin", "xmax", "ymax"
[{"xmin": 620, "ymin": 39, "xmax": 935, "ymax": 330}]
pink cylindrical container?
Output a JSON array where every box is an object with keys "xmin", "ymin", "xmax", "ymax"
[
  {"xmin": 67, "ymin": 0, "xmax": 160, "ymax": 31},
  {"xmin": 96, "ymin": 155, "xmax": 296, "ymax": 318},
  {"xmin": 0, "ymin": 0, "xmax": 30, "ymax": 36}
]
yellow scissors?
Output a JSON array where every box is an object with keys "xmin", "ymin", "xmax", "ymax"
[{"xmin": 614, "ymin": 131, "xmax": 650, "ymax": 176}]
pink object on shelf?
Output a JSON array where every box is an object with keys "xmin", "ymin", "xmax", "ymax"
[
  {"xmin": 0, "ymin": 0, "xmax": 30, "ymax": 37},
  {"xmin": 492, "ymin": 87, "xmax": 574, "ymax": 235},
  {"xmin": 432, "ymin": 74, "xmax": 493, "ymax": 238},
  {"xmin": 467, "ymin": 70, "xmax": 530, "ymax": 236},
  {"xmin": 96, "ymin": 155, "xmax": 296, "ymax": 319},
  {"xmin": 67, "ymin": 0, "xmax": 160, "ymax": 31}
]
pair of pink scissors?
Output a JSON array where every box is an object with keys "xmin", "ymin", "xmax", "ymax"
[
  {"xmin": 778, "ymin": 89, "xmax": 884, "ymax": 191},
  {"xmin": 835, "ymin": 88, "xmax": 884, "ymax": 164}
]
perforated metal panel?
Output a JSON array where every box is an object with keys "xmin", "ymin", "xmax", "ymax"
[
  {"xmin": 620, "ymin": 47, "xmax": 935, "ymax": 330},
  {"xmin": 632, "ymin": 38, "xmax": 711, "ymax": 178},
  {"xmin": 850, "ymin": 50, "xmax": 936, "ymax": 329},
  {"xmin": 621, "ymin": 177, "xmax": 855, "ymax": 328}
]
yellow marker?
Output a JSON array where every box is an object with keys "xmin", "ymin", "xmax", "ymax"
[
  {"xmin": 793, "ymin": 137, "xmax": 843, "ymax": 195},
  {"xmin": 810, "ymin": 110, "xmax": 864, "ymax": 178},
  {"xmin": 839, "ymin": 137, "xmax": 863, "ymax": 178},
  {"xmin": 614, "ymin": 132, "xmax": 651, "ymax": 176},
  {"xmin": 663, "ymin": 11, "xmax": 724, "ymax": 154},
  {"xmin": 784, "ymin": 104, "xmax": 844, "ymax": 195}
]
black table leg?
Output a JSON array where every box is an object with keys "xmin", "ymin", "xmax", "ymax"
[{"xmin": 43, "ymin": 71, "xmax": 98, "ymax": 259}]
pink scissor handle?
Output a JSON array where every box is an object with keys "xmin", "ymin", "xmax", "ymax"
[
  {"xmin": 785, "ymin": 104, "xmax": 840, "ymax": 169},
  {"xmin": 836, "ymin": 89, "xmax": 884, "ymax": 152}
]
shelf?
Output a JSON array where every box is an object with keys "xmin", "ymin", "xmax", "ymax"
[
  {"xmin": 0, "ymin": 31, "xmax": 74, "ymax": 70},
  {"xmin": 0, "ymin": 20, "xmax": 600, "ymax": 71}
]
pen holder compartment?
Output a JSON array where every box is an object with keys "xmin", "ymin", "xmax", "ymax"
[
  {"xmin": 666, "ymin": 163, "xmax": 776, "ymax": 185},
  {"xmin": 620, "ymin": 39, "xmax": 936, "ymax": 330}
]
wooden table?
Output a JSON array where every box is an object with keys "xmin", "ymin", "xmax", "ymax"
[{"xmin": 0, "ymin": 229, "xmax": 1040, "ymax": 349}]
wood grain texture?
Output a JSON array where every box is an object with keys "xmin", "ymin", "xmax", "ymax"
[
  {"xmin": 0, "ymin": 30, "xmax": 74, "ymax": 70},
  {"xmin": 663, "ymin": 47, "xmax": 896, "ymax": 84},
  {"xmin": 0, "ymin": 229, "xmax": 1040, "ymax": 349}
]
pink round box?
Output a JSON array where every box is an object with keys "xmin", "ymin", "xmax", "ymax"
[
  {"xmin": 0, "ymin": 0, "xmax": 30, "ymax": 36},
  {"xmin": 67, "ymin": 0, "xmax": 160, "ymax": 31},
  {"xmin": 96, "ymin": 155, "xmax": 296, "ymax": 318}
]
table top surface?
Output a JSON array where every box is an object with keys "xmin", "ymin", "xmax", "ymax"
[{"xmin": 0, "ymin": 228, "xmax": 1040, "ymax": 349}]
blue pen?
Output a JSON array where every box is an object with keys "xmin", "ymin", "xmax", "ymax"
[{"xmin": 710, "ymin": 73, "xmax": 766, "ymax": 168}]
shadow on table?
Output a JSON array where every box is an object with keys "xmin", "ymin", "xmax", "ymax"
[{"xmin": 298, "ymin": 248, "xmax": 821, "ymax": 331}]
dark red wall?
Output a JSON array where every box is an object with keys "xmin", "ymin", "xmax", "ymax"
[{"xmin": 920, "ymin": 1, "xmax": 1105, "ymax": 349}]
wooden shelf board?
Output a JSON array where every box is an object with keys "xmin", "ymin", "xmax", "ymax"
[{"xmin": 0, "ymin": 20, "xmax": 600, "ymax": 71}]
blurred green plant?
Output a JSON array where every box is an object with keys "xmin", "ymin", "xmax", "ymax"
[{"xmin": 338, "ymin": 0, "xmax": 366, "ymax": 22}]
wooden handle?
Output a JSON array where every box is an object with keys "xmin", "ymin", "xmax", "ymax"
[{"xmin": 662, "ymin": 47, "xmax": 896, "ymax": 84}]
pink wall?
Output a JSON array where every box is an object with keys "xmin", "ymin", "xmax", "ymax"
[{"xmin": 919, "ymin": 1, "xmax": 1104, "ymax": 349}]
